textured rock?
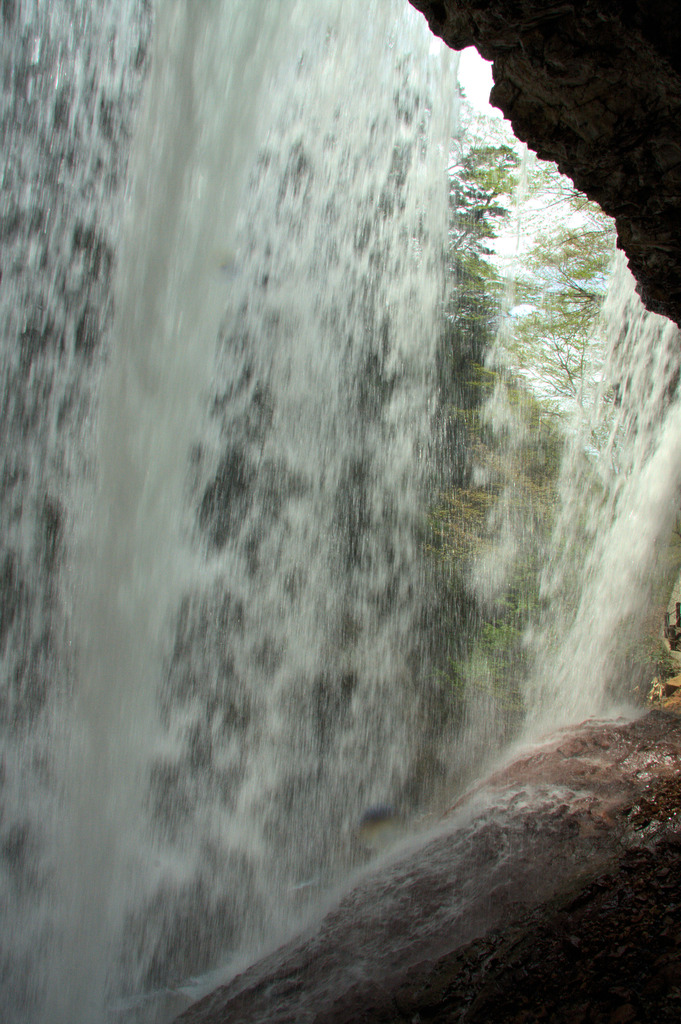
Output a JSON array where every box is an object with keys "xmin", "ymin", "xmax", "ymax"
[
  {"xmin": 173, "ymin": 712, "xmax": 681, "ymax": 1023},
  {"xmin": 409, "ymin": 1, "xmax": 681, "ymax": 327}
]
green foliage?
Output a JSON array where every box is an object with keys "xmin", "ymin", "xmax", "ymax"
[
  {"xmin": 510, "ymin": 223, "xmax": 615, "ymax": 407},
  {"xmin": 448, "ymin": 141, "xmax": 519, "ymax": 263},
  {"xmin": 432, "ymin": 106, "xmax": 571, "ymax": 725},
  {"xmin": 644, "ymin": 638, "xmax": 679, "ymax": 682},
  {"xmin": 506, "ymin": 157, "xmax": 616, "ymax": 411},
  {"xmin": 432, "ymin": 99, "xmax": 618, "ymax": 728},
  {"xmin": 445, "ymin": 112, "xmax": 520, "ymax": 334},
  {"xmin": 434, "ymin": 93, "xmax": 680, "ymax": 736},
  {"xmin": 429, "ymin": 367, "xmax": 562, "ymax": 565},
  {"xmin": 429, "ymin": 357, "xmax": 563, "ymax": 722},
  {"xmin": 452, "ymin": 103, "xmax": 616, "ymax": 415}
]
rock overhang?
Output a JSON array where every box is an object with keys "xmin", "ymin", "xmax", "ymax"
[{"xmin": 409, "ymin": 0, "xmax": 681, "ymax": 327}]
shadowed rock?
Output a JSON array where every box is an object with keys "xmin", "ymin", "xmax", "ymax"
[
  {"xmin": 409, "ymin": 1, "xmax": 681, "ymax": 327},
  {"xmin": 172, "ymin": 711, "xmax": 681, "ymax": 1023}
]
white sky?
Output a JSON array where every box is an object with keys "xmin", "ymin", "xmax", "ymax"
[
  {"xmin": 428, "ymin": 36, "xmax": 501, "ymax": 117},
  {"xmin": 457, "ymin": 46, "xmax": 499, "ymax": 116}
]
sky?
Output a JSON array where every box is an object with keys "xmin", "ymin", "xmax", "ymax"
[
  {"xmin": 426, "ymin": 33, "xmax": 500, "ymax": 118},
  {"xmin": 457, "ymin": 46, "xmax": 499, "ymax": 116}
]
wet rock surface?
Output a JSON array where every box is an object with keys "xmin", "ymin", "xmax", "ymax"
[
  {"xmin": 174, "ymin": 711, "xmax": 681, "ymax": 1023},
  {"xmin": 385, "ymin": 837, "xmax": 681, "ymax": 1024},
  {"xmin": 408, "ymin": 1, "xmax": 681, "ymax": 327}
]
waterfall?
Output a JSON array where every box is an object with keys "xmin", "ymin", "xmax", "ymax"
[
  {"xmin": 2, "ymin": 2, "xmax": 461, "ymax": 1021},
  {"xmin": 523, "ymin": 254, "xmax": 681, "ymax": 730},
  {"xmin": 2, "ymin": 2, "xmax": 680, "ymax": 1023},
  {"xmin": 113, "ymin": 0, "xmax": 461, "ymax": 1005},
  {"xmin": 1, "ymin": 2, "xmax": 152, "ymax": 1021}
]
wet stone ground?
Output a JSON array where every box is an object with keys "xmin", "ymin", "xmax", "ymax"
[
  {"xmin": 384, "ymin": 835, "xmax": 681, "ymax": 1024},
  {"xmin": 175, "ymin": 711, "xmax": 681, "ymax": 1024}
]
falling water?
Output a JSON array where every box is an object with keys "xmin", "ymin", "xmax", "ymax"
[
  {"xmin": 48, "ymin": 4, "xmax": 298, "ymax": 1022},
  {"xmin": 1, "ymin": 2, "xmax": 152, "ymax": 1020},
  {"xmin": 523, "ymin": 255, "xmax": 681, "ymax": 730},
  {"xmin": 2, "ymin": 1, "xmax": 462, "ymax": 1020},
  {"xmin": 2, "ymin": 2, "xmax": 681, "ymax": 1023},
  {"xmin": 110, "ymin": 0, "xmax": 462, "ymax": 1007}
]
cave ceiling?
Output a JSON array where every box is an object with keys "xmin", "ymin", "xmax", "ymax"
[{"xmin": 409, "ymin": 1, "xmax": 681, "ymax": 327}]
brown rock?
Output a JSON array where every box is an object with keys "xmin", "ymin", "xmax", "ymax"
[
  {"xmin": 663, "ymin": 689, "xmax": 681, "ymax": 715},
  {"xmin": 609, "ymin": 1005, "xmax": 637, "ymax": 1024},
  {"xmin": 174, "ymin": 713, "xmax": 681, "ymax": 1024},
  {"xmin": 663, "ymin": 673, "xmax": 681, "ymax": 697}
]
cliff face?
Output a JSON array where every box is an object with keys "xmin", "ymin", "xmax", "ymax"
[{"xmin": 409, "ymin": 1, "xmax": 681, "ymax": 327}]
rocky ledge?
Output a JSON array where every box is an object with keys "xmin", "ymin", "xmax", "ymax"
[
  {"xmin": 173, "ymin": 711, "xmax": 681, "ymax": 1023},
  {"xmin": 409, "ymin": 1, "xmax": 681, "ymax": 327}
]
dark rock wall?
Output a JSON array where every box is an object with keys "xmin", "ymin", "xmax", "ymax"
[{"xmin": 409, "ymin": 1, "xmax": 681, "ymax": 327}]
